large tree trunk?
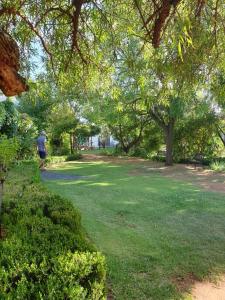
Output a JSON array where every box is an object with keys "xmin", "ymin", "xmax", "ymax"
[
  {"xmin": 164, "ymin": 121, "xmax": 174, "ymax": 166},
  {"xmin": 0, "ymin": 31, "xmax": 28, "ymax": 96}
]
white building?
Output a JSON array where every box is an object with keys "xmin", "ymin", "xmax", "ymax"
[{"xmin": 88, "ymin": 135, "xmax": 118, "ymax": 148}]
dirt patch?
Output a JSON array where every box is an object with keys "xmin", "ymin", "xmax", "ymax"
[
  {"xmin": 107, "ymin": 284, "xmax": 115, "ymax": 300},
  {"xmin": 171, "ymin": 273, "xmax": 199, "ymax": 293},
  {"xmin": 159, "ymin": 165, "xmax": 225, "ymax": 194},
  {"xmin": 191, "ymin": 276, "xmax": 225, "ymax": 300}
]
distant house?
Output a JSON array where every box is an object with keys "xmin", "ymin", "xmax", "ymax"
[{"xmin": 82, "ymin": 135, "xmax": 118, "ymax": 149}]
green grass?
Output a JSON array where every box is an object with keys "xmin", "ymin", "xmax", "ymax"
[
  {"xmin": 44, "ymin": 160, "xmax": 225, "ymax": 300},
  {"xmin": 81, "ymin": 148, "xmax": 115, "ymax": 155}
]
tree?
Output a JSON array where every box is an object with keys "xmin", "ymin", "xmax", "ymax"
[
  {"xmin": 48, "ymin": 104, "xmax": 78, "ymax": 155},
  {"xmin": 18, "ymin": 80, "xmax": 59, "ymax": 130},
  {"xmin": 106, "ymin": 107, "xmax": 150, "ymax": 154},
  {"xmin": 0, "ymin": 0, "xmax": 224, "ymax": 90},
  {"xmin": 74, "ymin": 124, "xmax": 100, "ymax": 150}
]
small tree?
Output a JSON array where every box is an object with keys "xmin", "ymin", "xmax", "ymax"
[{"xmin": 0, "ymin": 135, "xmax": 18, "ymax": 237}]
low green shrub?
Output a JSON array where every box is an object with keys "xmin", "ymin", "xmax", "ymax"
[
  {"xmin": 112, "ymin": 147, "xmax": 126, "ymax": 156},
  {"xmin": 129, "ymin": 148, "xmax": 148, "ymax": 159},
  {"xmin": 51, "ymin": 146, "xmax": 71, "ymax": 156},
  {"xmin": 66, "ymin": 152, "xmax": 82, "ymax": 161},
  {"xmin": 46, "ymin": 156, "xmax": 66, "ymax": 164},
  {"xmin": 151, "ymin": 155, "xmax": 166, "ymax": 163},
  {"xmin": 210, "ymin": 161, "xmax": 225, "ymax": 172},
  {"xmin": 99, "ymin": 149, "xmax": 113, "ymax": 156},
  {"xmin": 0, "ymin": 162, "xmax": 106, "ymax": 299}
]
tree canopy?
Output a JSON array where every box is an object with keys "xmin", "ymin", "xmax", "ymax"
[{"xmin": 0, "ymin": 0, "xmax": 225, "ymax": 164}]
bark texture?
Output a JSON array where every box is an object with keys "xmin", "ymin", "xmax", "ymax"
[
  {"xmin": 164, "ymin": 122, "xmax": 174, "ymax": 166},
  {"xmin": 0, "ymin": 31, "xmax": 28, "ymax": 96}
]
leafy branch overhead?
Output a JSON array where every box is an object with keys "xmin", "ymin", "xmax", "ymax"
[{"xmin": 0, "ymin": 1, "xmax": 224, "ymax": 64}]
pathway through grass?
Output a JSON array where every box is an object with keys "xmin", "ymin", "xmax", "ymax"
[{"xmin": 43, "ymin": 157, "xmax": 225, "ymax": 300}]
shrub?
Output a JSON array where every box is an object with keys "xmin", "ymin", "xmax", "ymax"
[
  {"xmin": 99, "ymin": 148, "xmax": 114, "ymax": 156},
  {"xmin": 46, "ymin": 156, "xmax": 66, "ymax": 164},
  {"xmin": 0, "ymin": 162, "xmax": 106, "ymax": 299},
  {"xmin": 66, "ymin": 152, "xmax": 82, "ymax": 161},
  {"xmin": 53, "ymin": 146, "xmax": 71, "ymax": 156},
  {"xmin": 210, "ymin": 161, "xmax": 225, "ymax": 172},
  {"xmin": 129, "ymin": 147, "xmax": 148, "ymax": 158},
  {"xmin": 151, "ymin": 155, "xmax": 166, "ymax": 163}
]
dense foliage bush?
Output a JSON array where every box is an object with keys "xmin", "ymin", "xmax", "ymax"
[
  {"xmin": 0, "ymin": 162, "xmax": 106, "ymax": 299},
  {"xmin": 16, "ymin": 114, "xmax": 38, "ymax": 160},
  {"xmin": 209, "ymin": 158, "xmax": 225, "ymax": 171},
  {"xmin": 51, "ymin": 144, "xmax": 71, "ymax": 156},
  {"xmin": 46, "ymin": 156, "xmax": 66, "ymax": 164},
  {"xmin": 151, "ymin": 155, "xmax": 166, "ymax": 163},
  {"xmin": 0, "ymin": 100, "xmax": 18, "ymax": 138},
  {"xmin": 173, "ymin": 115, "xmax": 219, "ymax": 161},
  {"xmin": 98, "ymin": 148, "xmax": 115, "ymax": 156},
  {"xmin": 210, "ymin": 161, "xmax": 225, "ymax": 171},
  {"xmin": 129, "ymin": 147, "xmax": 148, "ymax": 158},
  {"xmin": 66, "ymin": 152, "xmax": 82, "ymax": 161}
]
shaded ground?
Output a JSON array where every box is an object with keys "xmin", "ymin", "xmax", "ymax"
[{"xmin": 41, "ymin": 170, "xmax": 89, "ymax": 181}]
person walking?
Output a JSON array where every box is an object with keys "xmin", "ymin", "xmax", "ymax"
[{"xmin": 37, "ymin": 130, "xmax": 47, "ymax": 170}]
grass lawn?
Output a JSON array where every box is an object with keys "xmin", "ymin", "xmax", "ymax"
[{"xmin": 43, "ymin": 159, "xmax": 225, "ymax": 300}]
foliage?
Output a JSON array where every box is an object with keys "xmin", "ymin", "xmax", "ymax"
[
  {"xmin": 98, "ymin": 148, "xmax": 116, "ymax": 157},
  {"xmin": 210, "ymin": 160, "xmax": 225, "ymax": 172},
  {"xmin": 18, "ymin": 81, "xmax": 57, "ymax": 130},
  {"xmin": 0, "ymin": 0, "xmax": 224, "ymax": 74},
  {"xmin": 0, "ymin": 135, "xmax": 19, "ymax": 187},
  {"xmin": 0, "ymin": 100, "xmax": 18, "ymax": 138},
  {"xmin": 50, "ymin": 144, "xmax": 70, "ymax": 156},
  {"xmin": 129, "ymin": 147, "xmax": 148, "ymax": 159},
  {"xmin": 16, "ymin": 113, "xmax": 38, "ymax": 159},
  {"xmin": 75, "ymin": 124, "xmax": 100, "ymax": 149},
  {"xmin": 0, "ymin": 162, "xmax": 106, "ymax": 299},
  {"xmin": 138, "ymin": 124, "xmax": 163, "ymax": 155},
  {"xmin": 173, "ymin": 112, "xmax": 219, "ymax": 161},
  {"xmin": 66, "ymin": 152, "xmax": 82, "ymax": 161},
  {"xmin": 46, "ymin": 156, "xmax": 66, "ymax": 164},
  {"xmin": 0, "ymin": 135, "xmax": 18, "ymax": 169}
]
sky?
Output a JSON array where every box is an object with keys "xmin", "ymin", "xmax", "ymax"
[{"xmin": 0, "ymin": 93, "xmax": 6, "ymax": 102}]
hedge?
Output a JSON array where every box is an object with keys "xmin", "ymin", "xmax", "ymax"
[{"xmin": 0, "ymin": 161, "xmax": 106, "ymax": 299}]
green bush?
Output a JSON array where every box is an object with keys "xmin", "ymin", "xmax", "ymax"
[
  {"xmin": 99, "ymin": 148, "xmax": 114, "ymax": 156},
  {"xmin": 46, "ymin": 156, "xmax": 66, "ymax": 164},
  {"xmin": 66, "ymin": 152, "xmax": 82, "ymax": 161},
  {"xmin": 151, "ymin": 155, "xmax": 166, "ymax": 163},
  {"xmin": 129, "ymin": 147, "xmax": 148, "ymax": 158},
  {"xmin": 210, "ymin": 160, "xmax": 225, "ymax": 172},
  {"xmin": 0, "ymin": 162, "xmax": 106, "ymax": 299},
  {"xmin": 51, "ymin": 146, "xmax": 71, "ymax": 156}
]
